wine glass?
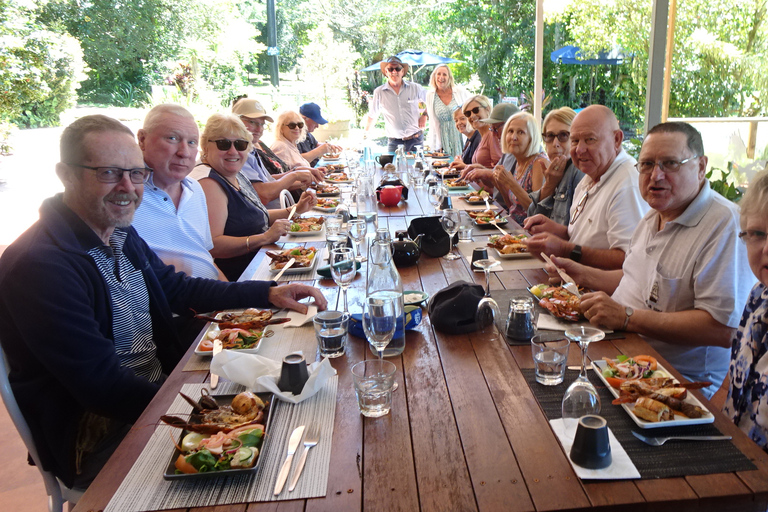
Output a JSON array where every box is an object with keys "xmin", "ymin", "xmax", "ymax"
[
  {"xmin": 561, "ymin": 326, "xmax": 605, "ymax": 432},
  {"xmin": 347, "ymin": 219, "xmax": 368, "ymax": 262},
  {"xmin": 330, "ymin": 247, "xmax": 356, "ymax": 315},
  {"xmin": 473, "ymin": 259, "xmax": 502, "ymax": 340},
  {"xmin": 440, "ymin": 208, "xmax": 461, "ymax": 260},
  {"xmin": 428, "ymin": 183, "xmax": 447, "ymax": 214},
  {"xmin": 363, "ymin": 296, "xmax": 396, "ymax": 360}
]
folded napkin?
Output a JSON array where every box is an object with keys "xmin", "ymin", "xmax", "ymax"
[
  {"xmin": 210, "ymin": 350, "xmax": 336, "ymax": 404},
  {"xmin": 277, "ymin": 305, "xmax": 318, "ymax": 327},
  {"xmin": 549, "ymin": 418, "xmax": 640, "ymax": 480}
]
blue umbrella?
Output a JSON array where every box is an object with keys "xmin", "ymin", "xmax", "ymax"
[
  {"xmin": 361, "ymin": 49, "xmax": 462, "ymax": 73},
  {"xmin": 550, "ymin": 45, "xmax": 628, "ymax": 66}
]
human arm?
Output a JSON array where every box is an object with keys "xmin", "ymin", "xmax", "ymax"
[
  {"xmin": 251, "ymin": 171, "xmax": 313, "ymax": 204},
  {"xmin": 492, "ymin": 159, "xmax": 546, "ymax": 211},
  {"xmin": 463, "ymin": 164, "xmax": 495, "ymax": 189},
  {"xmin": 547, "ymin": 255, "xmax": 623, "ymax": 293},
  {"xmin": 268, "ymin": 283, "xmax": 328, "ymax": 314},
  {"xmin": 301, "ymin": 142, "xmax": 342, "ymax": 164},
  {"xmin": 268, "ymin": 190, "xmax": 317, "ymax": 220},
  {"xmin": 538, "ymin": 155, "xmax": 569, "ymax": 201}
]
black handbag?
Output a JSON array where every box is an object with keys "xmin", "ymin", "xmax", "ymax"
[{"xmin": 407, "ymin": 216, "xmax": 450, "ymax": 257}]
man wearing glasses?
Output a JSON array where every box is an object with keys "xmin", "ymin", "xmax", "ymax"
[
  {"xmin": 365, "ymin": 56, "xmax": 428, "ymax": 152},
  {"xmin": 547, "ymin": 122, "xmax": 753, "ymax": 394},
  {"xmin": 0, "ymin": 115, "xmax": 327, "ymax": 488},
  {"xmin": 525, "ymin": 105, "xmax": 648, "ymax": 270}
]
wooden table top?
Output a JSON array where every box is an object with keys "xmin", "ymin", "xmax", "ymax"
[{"xmin": 73, "ymin": 182, "xmax": 768, "ymax": 512}]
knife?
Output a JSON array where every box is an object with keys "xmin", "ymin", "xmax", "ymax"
[
  {"xmin": 273, "ymin": 257, "xmax": 296, "ymax": 281},
  {"xmin": 541, "ymin": 253, "xmax": 581, "ymax": 298},
  {"xmin": 210, "ymin": 339, "xmax": 223, "ymax": 389},
  {"xmin": 273, "ymin": 425, "xmax": 305, "ymax": 495}
]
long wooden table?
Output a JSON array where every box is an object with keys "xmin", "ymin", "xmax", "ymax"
[{"xmin": 73, "ymin": 182, "xmax": 768, "ymax": 512}]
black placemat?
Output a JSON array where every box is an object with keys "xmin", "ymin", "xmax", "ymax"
[{"xmin": 523, "ymin": 369, "xmax": 757, "ymax": 479}]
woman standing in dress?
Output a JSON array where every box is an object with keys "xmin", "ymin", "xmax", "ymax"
[{"xmin": 425, "ymin": 65, "xmax": 470, "ymax": 156}]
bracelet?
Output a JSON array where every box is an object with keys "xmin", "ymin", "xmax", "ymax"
[{"xmin": 246, "ymin": 235, "xmax": 251, "ymax": 253}]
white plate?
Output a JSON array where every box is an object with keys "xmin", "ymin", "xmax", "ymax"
[
  {"xmin": 491, "ymin": 246, "xmax": 532, "ymax": 259},
  {"xmin": 269, "ymin": 249, "xmax": 321, "ymax": 274},
  {"xmin": 322, "ymin": 156, "xmax": 341, "ymax": 161},
  {"xmin": 194, "ymin": 312, "xmax": 275, "ymax": 356},
  {"xmin": 591, "ymin": 360, "xmax": 715, "ymax": 429},
  {"xmin": 325, "ymin": 179, "xmax": 353, "ymax": 184},
  {"xmin": 289, "ymin": 225, "xmax": 325, "ymax": 237},
  {"xmin": 313, "ymin": 205, "xmax": 338, "ymax": 212}
]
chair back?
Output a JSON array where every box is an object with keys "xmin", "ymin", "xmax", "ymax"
[{"xmin": 280, "ymin": 188, "xmax": 296, "ymax": 209}]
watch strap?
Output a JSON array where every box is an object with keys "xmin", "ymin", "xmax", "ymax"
[{"xmin": 570, "ymin": 244, "xmax": 582, "ymax": 262}]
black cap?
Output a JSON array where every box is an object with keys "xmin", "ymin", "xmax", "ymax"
[{"xmin": 427, "ymin": 281, "xmax": 485, "ymax": 334}]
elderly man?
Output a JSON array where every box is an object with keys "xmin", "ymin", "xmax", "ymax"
[
  {"xmin": 552, "ymin": 122, "xmax": 754, "ymax": 396},
  {"xmin": 297, "ymin": 102, "xmax": 342, "ymax": 167},
  {"xmin": 0, "ymin": 115, "xmax": 327, "ymax": 488},
  {"xmin": 132, "ymin": 104, "xmax": 226, "ymax": 280},
  {"xmin": 365, "ymin": 56, "xmax": 428, "ymax": 152},
  {"xmin": 525, "ymin": 105, "xmax": 648, "ymax": 269}
]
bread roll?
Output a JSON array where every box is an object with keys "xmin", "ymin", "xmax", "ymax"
[{"xmin": 633, "ymin": 397, "xmax": 671, "ymax": 422}]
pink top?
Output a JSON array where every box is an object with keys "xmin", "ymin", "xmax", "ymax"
[
  {"xmin": 472, "ymin": 130, "xmax": 502, "ymax": 168},
  {"xmin": 270, "ymin": 139, "xmax": 311, "ymax": 169}
]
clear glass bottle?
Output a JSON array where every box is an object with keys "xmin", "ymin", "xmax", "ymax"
[{"xmin": 366, "ymin": 239, "xmax": 405, "ymax": 357}]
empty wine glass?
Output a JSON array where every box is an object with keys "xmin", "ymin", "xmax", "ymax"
[
  {"xmin": 473, "ymin": 258, "xmax": 502, "ymax": 340},
  {"xmin": 347, "ymin": 219, "xmax": 368, "ymax": 262},
  {"xmin": 440, "ymin": 208, "xmax": 461, "ymax": 260},
  {"xmin": 363, "ymin": 296, "xmax": 396, "ymax": 360},
  {"xmin": 330, "ymin": 247, "xmax": 356, "ymax": 315},
  {"xmin": 561, "ymin": 326, "xmax": 606, "ymax": 432},
  {"xmin": 428, "ymin": 183, "xmax": 447, "ymax": 214}
]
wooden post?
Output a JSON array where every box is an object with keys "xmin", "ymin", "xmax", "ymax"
[{"xmin": 661, "ymin": 0, "xmax": 678, "ymax": 122}]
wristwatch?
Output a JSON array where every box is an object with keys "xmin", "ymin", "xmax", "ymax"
[
  {"xmin": 622, "ymin": 306, "xmax": 634, "ymax": 330},
  {"xmin": 569, "ymin": 244, "xmax": 582, "ymax": 262}
]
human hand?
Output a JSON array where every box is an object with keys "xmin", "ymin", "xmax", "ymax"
[
  {"xmin": 264, "ymin": 219, "xmax": 291, "ymax": 243},
  {"xmin": 449, "ymin": 159, "xmax": 466, "ymax": 171},
  {"xmin": 309, "ymin": 167, "xmax": 326, "ymax": 183},
  {"xmin": 540, "ymin": 155, "xmax": 568, "ymax": 199},
  {"xmin": 268, "ymin": 284, "xmax": 328, "ymax": 314},
  {"xmin": 579, "ymin": 291, "xmax": 625, "ymax": 330},
  {"xmin": 294, "ymin": 190, "xmax": 317, "ymax": 214},
  {"xmin": 290, "ymin": 170, "xmax": 313, "ymax": 189},
  {"xmin": 523, "ymin": 214, "xmax": 557, "ymax": 234},
  {"xmin": 524, "ymin": 232, "xmax": 570, "ymax": 262},
  {"xmin": 492, "ymin": 164, "xmax": 514, "ymax": 190},
  {"xmin": 465, "ymin": 167, "xmax": 492, "ymax": 184}
]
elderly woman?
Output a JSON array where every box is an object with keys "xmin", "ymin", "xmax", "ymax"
[
  {"xmin": 449, "ymin": 95, "xmax": 493, "ymax": 172},
  {"xmin": 461, "ymin": 102, "xmax": 519, "ymax": 191},
  {"xmin": 425, "ymin": 65, "xmax": 470, "ymax": 156},
  {"xmin": 270, "ymin": 111, "xmax": 327, "ymax": 171},
  {"xmin": 723, "ymin": 169, "xmax": 768, "ymax": 450},
  {"xmin": 197, "ymin": 113, "xmax": 316, "ymax": 281},
  {"xmin": 453, "ymin": 108, "xmax": 479, "ymax": 165},
  {"xmin": 526, "ymin": 107, "xmax": 584, "ymax": 225},
  {"xmin": 492, "ymin": 112, "xmax": 549, "ymax": 225}
]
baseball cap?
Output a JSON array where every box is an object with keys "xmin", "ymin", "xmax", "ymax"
[
  {"xmin": 299, "ymin": 102, "xmax": 328, "ymax": 125},
  {"xmin": 232, "ymin": 98, "xmax": 274, "ymax": 123},
  {"xmin": 479, "ymin": 103, "xmax": 519, "ymax": 124}
]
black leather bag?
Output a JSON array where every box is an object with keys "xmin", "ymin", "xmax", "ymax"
[{"xmin": 408, "ymin": 216, "xmax": 450, "ymax": 257}]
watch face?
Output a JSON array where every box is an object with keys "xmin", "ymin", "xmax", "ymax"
[{"xmin": 625, "ymin": 307, "xmax": 634, "ymax": 317}]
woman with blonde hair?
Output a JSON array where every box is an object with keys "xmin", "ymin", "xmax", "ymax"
[
  {"xmin": 270, "ymin": 110, "xmax": 326, "ymax": 170},
  {"xmin": 425, "ymin": 65, "xmax": 470, "ymax": 156},
  {"xmin": 196, "ymin": 113, "xmax": 316, "ymax": 280},
  {"xmin": 449, "ymin": 94, "xmax": 494, "ymax": 172},
  {"xmin": 492, "ymin": 112, "xmax": 548, "ymax": 225}
]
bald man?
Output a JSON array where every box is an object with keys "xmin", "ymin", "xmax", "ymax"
[{"xmin": 524, "ymin": 105, "xmax": 648, "ymax": 269}]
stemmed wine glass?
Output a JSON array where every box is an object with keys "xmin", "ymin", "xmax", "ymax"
[
  {"xmin": 428, "ymin": 183, "xmax": 447, "ymax": 214},
  {"xmin": 561, "ymin": 326, "xmax": 605, "ymax": 431},
  {"xmin": 473, "ymin": 258, "xmax": 502, "ymax": 340},
  {"xmin": 347, "ymin": 219, "xmax": 368, "ymax": 262},
  {"xmin": 330, "ymin": 247, "xmax": 356, "ymax": 315},
  {"xmin": 440, "ymin": 208, "xmax": 461, "ymax": 260},
  {"xmin": 362, "ymin": 295, "xmax": 398, "ymax": 390}
]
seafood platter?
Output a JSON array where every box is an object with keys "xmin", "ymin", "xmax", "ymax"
[
  {"xmin": 593, "ymin": 355, "xmax": 714, "ymax": 429},
  {"xmin": 462, "ymin": 189, "xmax": 492, "ymax": 204},
  {"xmin": 323, "ymin": 163, "xmax": 347, "ymax": 172},
  {"xmin": 528, "ymin": 284, "xmax": 583, "ymax": 322},
  {"xmin": 487, "ymin": 234, "xmax": 530, "ymax": 259},
  {"xmin": 194, "ymin": 308, "xmax": 285, "ymax": 355},
  {"xmin": 266, "ymin": 246, "xmax": 320, "ymax": 274},
  {"xmin": 162, "ymin": 390, "xmax": 274, "ymax": 479},
  {"xmin": 314, "ymin": 197, "xmax": 340, "ymax": 211},
  {"xmin": 289, "ymin": 216, "xmax": 325, "ymax": 236},
  {"xmin": 323, "ymin": 153, "xmax": 341, "ymax": 160},
  {"xmin": 467, "ymin": 209, "xmax": 507, "ymax": 227},
  {"xmin": 444, "ymin": 177, "xmax": 470, "ymax": 189},
  {"xmin": 425, "ymin": 151, "xmax": 450, "ymax": 159},
  {"xmin": 315, "ymin": 182, "xmax": 341, "ymax": 197},
  {"xmin": 324, "ymin": 172, "xmax": 352, "ymax": 183},
  {"xmin": 431, "ymin": 159, "xmax": 450, "ymax": 169}
]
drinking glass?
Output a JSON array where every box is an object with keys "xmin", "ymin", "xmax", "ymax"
[
  {"xmin": 473, "ymin": 259, "xmax": 502, "ymax": 340},
  {"xmin": 440, "ymin": 208, "xmax": 461, "ymax": 260},
  {"xmin": 561, "ymin": 326, "xmax": 605, "ymax": 431},
  {"xmin": 347, "ymin": 219, "xmax": 368, "ymax": 262},
  {"xmin": 428, "ymin": 183, "xmax": 447, "ymax": 214},
  {"xmin": 362, "ymin": 296, "xmax": 396, "ymax": 360},
  {"xmin": 330, "ymin": 247, "xmax": 356, "ymax": 315}
]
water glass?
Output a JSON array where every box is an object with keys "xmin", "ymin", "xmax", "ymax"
[
  {"xmin": 531, "ymin": 335, "xmax": 570, "ymax": 386},
  {"xmin": 352, "ymin": 359, "xmax": 396, "ymax": 417},
  {"xmin": 458, "ymin": 212, "xmax": 474, "ymax": 242},
  {"xmin": 313, "ymin": 310, "xmax": 349, "ymax": 358},
  {"xmin": 506, "ymin": 297, "xmax": 538, "ymax": 342}
]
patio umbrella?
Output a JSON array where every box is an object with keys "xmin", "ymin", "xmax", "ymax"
[
  {"xmin": 550, "ymin": 45, "xmax": 628, "ymax": 66},
  {"xmin": 361, "ymin": 49, "xmax": 461, "ymax": 75}
]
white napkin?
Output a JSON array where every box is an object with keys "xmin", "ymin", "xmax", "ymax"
[
  {"xmin": 277, "ymin": 305, "xmax": 319, "ymax": 327},
  {"xmin": 210, "ymin": 350, "xmax": 337, "ymax": 404},
  {"xmin": 537, "ymin": 316, "xmax": 612, "ymax": 334},
  {"xmin": 549, "ymin": 418, "xmax": 640, "ymax": 480}
]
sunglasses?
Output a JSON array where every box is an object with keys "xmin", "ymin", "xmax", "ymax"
[
  {"xmin": 68, "ymin": 164, "xmax": 152, "ymax": 184},
  {"xmin": 570, "ymin": 189, "xmax": 590, "ymax": 225},
  {"xmin": 286, "ymin": 122, "xmax": 305, "ymax": 130},
  {"xmin": 542, "ymin": 131, "xmax": 570, "ymax": 143},
  {"xmin": 211, "ymin": 139, "xmax": 249, "ymax": 151},
  {"xmin": 387, "ymin": 67, "xmax": 403, "ymax": 73},
  {"xmin": 463, "ymin": 106, "xmax": 484, "ymax": 118}
]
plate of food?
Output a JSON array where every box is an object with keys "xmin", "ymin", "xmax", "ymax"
[
  {"xmin": 425, "ymin": 151, "xmax": 450, "ymax": 159},
  {"xmin": 403, "ymin": 290, "xmax": 429, "ymax": 306},
  {"xmin": 325, "ymin": 172, "xmax": 353, "ymax": 183},
  {"xmin": 313, "ymin": 197, "xmax": 340, "ymax": 211},
  {"xmin": 444, "ymin": 177, "xmax": 470, "ymax": 189},
  {"xmin": 289, "ymin": 216, "xmax": 325, "ymax": 236},
  {"xmin": 462, "ymin": 190, "xmax": 492, "ymax": 204},
  {"xmin": 431, "ymin": 159, "xmax": 450, "ymax": 169},
  {"xmin": 323, "ymin": 153, "xmax": 341, "ymax": 161},
  {"xmin": 266, "ymin": 246, "xmax": 320, "ymax": 274},
  {"xmin": 528, "ymin": 283, "xmax": 583, "ymax": 322},
  {"xmin": 162, "ymin": 391, "xmax": 273, "ymax": 480},
  {"xmin": 315, "ymin": 183, "xmax": 340, "ymax": 197},
  {"xmin": 194, "ymin": 308, "xmax": 284, "ymax": 355},
  {"xmin": 324, "ymin": 163, "xmax": 347, "ymax": 172},
  {"xmin": 487, "ymin": 234, "xmax": 530, "ymax": 259},
  {"xmin": 593, "ymin": 356, "xmax": 715, "ymax": 429},
  {"xmin": 468, "ymin": 210, "xmax": 508, "ymax": 227}
]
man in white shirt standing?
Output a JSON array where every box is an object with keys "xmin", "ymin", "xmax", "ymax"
[
  {"xmin": 525, "ymin": 105, "xmax": 648, "ymax": 269},
  {"xmin": 365, "ymin": 56, "xmax": 428, "ymax": 152},
  {"xmin": 133, "ymin": 104, "xmax": 227, "ymax": 281}
]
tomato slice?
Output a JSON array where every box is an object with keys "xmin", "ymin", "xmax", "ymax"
[
  {"xmin": 198, "ymin": 339, "xmax": 214, "ymax": 352},
  {"xmin": 175, "ymin": 454, "xmax": 198, "ymax": 474},
  {"xmin": 634, "ymin": 355, "xmax": 658, "ymax": 371}
]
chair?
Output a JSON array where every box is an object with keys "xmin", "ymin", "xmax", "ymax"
[
  {"xmin": 0, "ymin": 347, "xmax": 83, "ymax": 512},
  {"xmin": 280, "ymin": 189, "xmax": 296, "ymax": 209}
]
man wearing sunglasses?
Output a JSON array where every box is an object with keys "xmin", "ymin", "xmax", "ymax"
[
  {"xmin": 543, "ymin": 122, "xmax": 753, "ymax": 394},
  {"xmin": 365, "ymin": 56, "xmax": 428, "ymax": 152},
  {"xmin": 0, "ymin": 115, "xmax": 328, "ymax": 488}
]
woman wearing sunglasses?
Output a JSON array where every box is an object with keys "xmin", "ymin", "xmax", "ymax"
[
  {"xmin": 448, "ymin": 95, "xmax": 492, "ymax": 172},
  {"xmin": 197, "ymin": 113, "xmax": 317, "ymax": 281},
  {"xmin": 270, "ymin": 111, "xmax": 328, "ymax": 172},
  {"xmin": 526, "ymin": 107, "xmax": 585, "ymax": 226}
]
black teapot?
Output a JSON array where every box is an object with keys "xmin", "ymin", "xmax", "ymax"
[{"xmin": 392, "ymin": 230, "xmax": 421, "ymax": 267}]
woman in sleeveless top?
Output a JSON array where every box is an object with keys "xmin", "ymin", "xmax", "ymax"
[{"xmin": 425, "ymin": 65, "xmax": 470, "ymax": 156}]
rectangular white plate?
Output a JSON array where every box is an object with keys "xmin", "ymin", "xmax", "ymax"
[
  {"xmin": 289, "ymin": 224, "xmax": 325, "ymax": 237},
  {"xmin": 491, "ymin": 246, "xmax": 532, "ymax": 259},
  {"xmin": 592, "ymin": 360, "xmax": 714, "ymax": 429},
  {"xmin": 194, "ymin": 311, "xmax": 276, "ymax": 356},
  {"xmin": 269, "ymin": 249, "xmax": 321, "ymax": 274}
]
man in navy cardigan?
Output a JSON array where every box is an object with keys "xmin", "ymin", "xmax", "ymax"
[{"xmin": 0, "ymin": 115, "xmax": 327, "ymax": 489}]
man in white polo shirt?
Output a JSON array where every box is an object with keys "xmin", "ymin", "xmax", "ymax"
[
  {"xmin": 550, "ymin": 122, "xmax": 754, "ymax": 395},
  {"xmin": 525, "ymin": 105, "xmax": 648, "ymax": 270},
  {"xmin": 133, "ymin": 104, "xmax": 226, "ymax": 280},
  {"xmin": 365, "ymin": 56, "xmax": 428, "ymax": 152}
]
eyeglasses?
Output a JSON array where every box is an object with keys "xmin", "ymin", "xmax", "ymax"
[
  {"xmin": 739, "ymin": 229, "xmax": 768, "ymax": 245},
  {"xmin": 570, "ymin": 189, "xmax": 590, "ymax": 225},
  {"xmin": 286, "ymin": 122, "xmax": 305, "ymax": 130},
  {"xmin": 635, "ymin": 156, "xmax": 700, "ymax": 174},
  {"xmin": 68, "ymin": 164, "xmax": 152, "ymax": 184},
  {"xmin": 387, "ymin": 67, "xmax": 403, "ymax": 73},
  {"xmin": 463, "ymin": 106, "xmax": 484, "ymax": 118},
  {"xmin": 211, "ymin": 139, "xmax": 249, "ymax": 151},
  {"xmin": 542, "ymin": 131, "xmax": 570, "ymax": 143}
]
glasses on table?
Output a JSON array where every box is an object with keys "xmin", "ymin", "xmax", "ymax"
[
  {"xmin": 474, "ymin": 259, "xmax": 502, "ymax": 341},
  {"xmin": 67, "ymin": 164, "xmax": 152, "ymax": 184},
  {"xmin": 211, "ymin": 139, "xmax": 249, "ymax": 151},
  {"xmin": 440, "ymin": 209, "xmax": 461, "ymax": 260},
  {"xmin": 542, "ymin": 131, "xmax": 570, "ymax": 143},
  {"xmin": 330, "ymin": 247, "xmax": 356, "ymax": 315},
  {"xmin": 286, "ymin": 122, "xmax": 305, "ymax": 130}
]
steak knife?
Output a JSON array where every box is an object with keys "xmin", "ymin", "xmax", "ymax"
[
  {"xmin": 210, "ymin": 339, "xmax": 223, "ymax": 389},
  {"xmin": 274, "ymin": 425, "xmax": 305, "ymax": 495}
]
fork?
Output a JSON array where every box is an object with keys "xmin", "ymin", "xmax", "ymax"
[
  {"xmin": 540, "ymin": 253, "xmax": 581, "ymax": 298},
  {"xmin": 632, "ymin": 430, "xmax": 732, "ymax": 446},
  {"xmin": 288, "ymin": 423, "xmax": 321, "ymax": 491}
]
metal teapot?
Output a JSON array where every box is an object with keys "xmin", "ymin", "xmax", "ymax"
[{"xmin": 392, "ymin": 230, "xmax": 422, "ymax": 267}]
